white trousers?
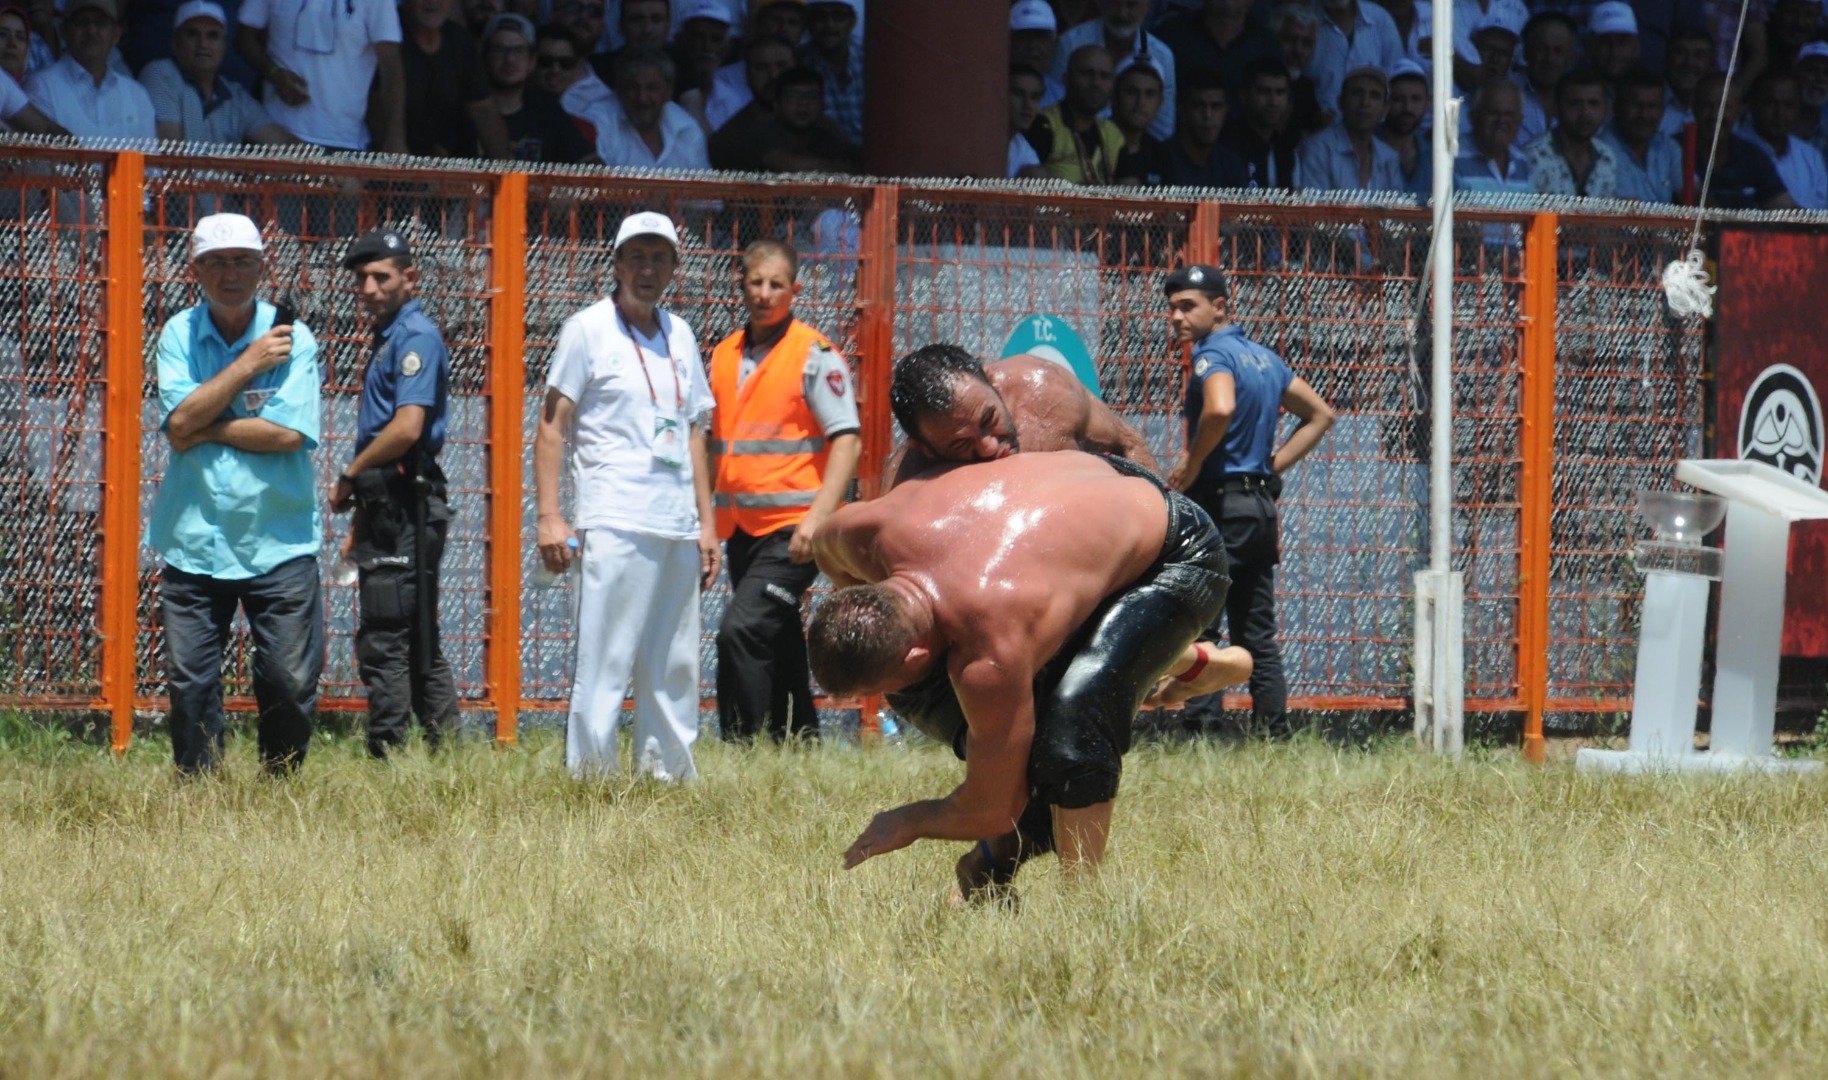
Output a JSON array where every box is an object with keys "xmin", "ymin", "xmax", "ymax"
[{"xmin": 566, "ymin": 527, "xmax": 701, "ymax": 781}]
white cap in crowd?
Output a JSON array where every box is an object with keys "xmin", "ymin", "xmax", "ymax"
[
  {"xmin": 191, "ymin": 213, "xmax": 264, "ymax": 260},
  {"xmin": 172, "ymin": 0, "xmax": 225, "ymax": 28},
  {"xmin": 614, "ymin": 211, "xmax": 680, "ymax": 252},
  {"xmin": 678, "ymin": 0, "xmax": 733, "ymax": 26},
  {"xmin": 1010, "ymin": 0, "xmax": 1056, "ymax": 33},
  {"xmin": 1798, "ymin": 41, "xmax": 1828, "ymax": 64},
  {"xmin": 1388, "ymin": 59, "xmax": 1428, "ymax": 84},
  {"xmin": 1587, "ymin": 1, "xmax": 1638, "ymax": 36},
  {"xmin": 1471, "ymin": 7, "xmax": 1525, "ymax": 39}
]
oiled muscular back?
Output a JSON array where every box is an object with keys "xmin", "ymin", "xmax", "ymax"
[
  {"xmin": 868, "ymin": 451, "xmax": 1167, "ymax": 663},
  {"xmin": 987, "ymin": 356, "xmax": 1094, "ymax": 453}
]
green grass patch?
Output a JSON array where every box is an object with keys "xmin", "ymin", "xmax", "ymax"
[{"xmin": 1, "ymin": 730, "xmax": 1826, "ymax": 1076}]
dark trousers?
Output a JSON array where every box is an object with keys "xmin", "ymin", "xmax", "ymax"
[
  {"xmin": 716, "ymin": 527, "xmax": 821, "ymax": 741},
  {"xmin": 1184, "ymin": 479, "xmax": 1287, "ymax": 734},
  {"xmin": 160, "ymin": 555, "xmax": 325, "ymax": 773},
  {"xmin": 352, "ymin": 464, "xmax": 459, "ymax": 757}
]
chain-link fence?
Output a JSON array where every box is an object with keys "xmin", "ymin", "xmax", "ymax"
[{"xmin": 0, "ymin": 142, "xmax": 1786, "ymax": 745}]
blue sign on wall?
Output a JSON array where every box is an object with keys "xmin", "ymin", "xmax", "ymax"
[{"xmin": 1000, "ymin": 314, "xmax": 1100, "ymax": 397}]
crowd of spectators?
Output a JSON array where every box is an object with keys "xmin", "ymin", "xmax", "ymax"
[
  {"xmin": 1006, "ymin": 0, "xmax": 1828, "ymax": 208},
  {"xmin": 1, "ymin": 0, "xmax": 1826, "ymax": 208}
]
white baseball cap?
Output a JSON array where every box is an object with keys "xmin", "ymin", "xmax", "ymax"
[
  {"xmin": 190, "ymin": 213, "xmax": 264, "ymax": 260},
  {"xmin": 1388, "ymin": 59, "xmax": 1428, "ymax": 84},
  {"xmin": 1587, "ymin": 0, "xmax": 1637, "ymax": 36},
  {"xmin": 614, "ymin": 211, "xmax": 680, "ymax": 252},
  {"xmin": 1798, "ymin": 41, "xmax": 1828, "ymax": 64},
  {"xmin": 677, "ymin": 0, "xmax": 732, "ymax": 25},
  {"xmin": 1471, "ymin": 7, "xmax": 1524, "ymax": 39},
  {"xmin": 172, "ymin": 0, "xmax": 225, "ymax": 28},
  {"xmin": 1010, "ymin": 0, "xmax": 1056, "ymax": 33}
]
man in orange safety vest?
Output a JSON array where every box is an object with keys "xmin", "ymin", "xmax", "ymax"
[{"xmin": 709, "ymin": 238, "xmax": 862, "ymax": 741}]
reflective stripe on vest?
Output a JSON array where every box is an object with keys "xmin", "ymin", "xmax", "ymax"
[
  {"xmin": 714, "ymin": 489, "xmax": 821, "ymax": 509},
  {"xmin": 709, "ymin": 437, "xmax": 827, "ymax": 455}
]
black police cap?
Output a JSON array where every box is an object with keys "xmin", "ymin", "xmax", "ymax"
[
  {"xmin": 1163, "ymin": 263, "xmax": 1228, "ymax": 298},
  {"xmin": 342, "ymin": 229, "xmax": 413, "ymax": 270}
]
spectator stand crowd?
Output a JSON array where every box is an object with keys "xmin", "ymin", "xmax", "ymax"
[{"xmin": 2, "ymin": 0, "xmax": 1827, "ymax": 210}]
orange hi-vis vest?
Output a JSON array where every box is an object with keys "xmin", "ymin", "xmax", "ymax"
[{"xmin": 709, "ymin": 318, "xmax": 840, "ymax": 540}]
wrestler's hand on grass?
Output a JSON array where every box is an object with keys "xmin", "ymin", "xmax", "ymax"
[{"xmin": 844, "ymin": 807, "xmax": 917, "ymax": 869}]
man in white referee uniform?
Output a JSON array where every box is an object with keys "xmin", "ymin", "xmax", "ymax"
[{"xmin": 534, "ymin": 211, "xmax": 720, "ymax": 780}]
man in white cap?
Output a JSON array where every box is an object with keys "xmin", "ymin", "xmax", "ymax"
[
  {"xmin": 534, "ymin": 211, "xmax": 718, "ymax": 780},
  {"xmin": 1053, "ymin": 0, "xmax": 1176, "ymax": 139},
  {"xmin": 1584, "ymin": 0, "xmax": 1642, "ymax": 86},
  {"xmin": 24, "ymin": 0, "xmax": 155, "ymax": 141},
  {"xmin": 1008, "ymin": 0, "xmax": 1064, "ymax": 108},
  {"xmin": 139, "ymin": 1, "xmax": 295, "ymax": 145},
  {"xmin": 1795, "ymin": 40, "xmax": 1828, "ymax": 161},
  {"xmin": 148, "ymin": 213, "xmax": 325, "ymax": 775}
]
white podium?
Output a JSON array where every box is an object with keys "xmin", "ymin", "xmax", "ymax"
[{"xmin": 1577, "ymin": 460, "xmax": 1828, "ymax": 774}]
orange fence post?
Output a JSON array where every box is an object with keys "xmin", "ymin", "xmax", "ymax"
[
  {"xmin": 846, "ymin": 182, "xmax": 899, "ymax": 737},
  {"xmin": 488, "ymin": 171, "xmax": 528, "ymax": 745},
  {"xmin": 1185, "ymin": 198, "xmax": 1221, "ymax": 265},
  {"xmin": 102, "ymin": 150, "xmax": 146, "ymax": 755},
  {"xmin": 1518, "ymin": 211, "xmax": 1558, "ymax": 764},
  {"xmin": 854, "ymin": 182, "xmax": 899, "ymax": 500}
]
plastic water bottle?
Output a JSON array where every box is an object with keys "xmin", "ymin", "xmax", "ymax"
[
  {"xmin": 329, "ymin": 552, "xmax": 359, "ymax": 588},
  {"xmin": 534, "ymin": 536, "xmax": 580, "ymax": 587}
]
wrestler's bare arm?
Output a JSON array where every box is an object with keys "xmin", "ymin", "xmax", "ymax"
[
  {"xmin": 1016, "ymin": 360, "xmax": 1160, "ymax": 471},
  {"xmin": 1080, "ymin": 393, "xmax": 1161, "ymax": 472},
  {"xmin": 810, "ymin": 502, "xmax": 882, "ymax": 588},
  {"xmin": 843, "ymin": 645, "xmax": 1037, "ymax": 868}
]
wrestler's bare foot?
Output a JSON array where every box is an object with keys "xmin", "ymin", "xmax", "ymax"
[{"xmin": 1146, "ymin": 642, "xmax": 1253, "ymax": 705}]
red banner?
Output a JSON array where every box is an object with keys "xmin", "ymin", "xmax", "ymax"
[{"xmin": 1715, "ymin": 228, "xmax": 1828, "ymax": 656}]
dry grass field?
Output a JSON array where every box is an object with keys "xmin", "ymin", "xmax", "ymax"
[{"xmin": 3, "ymin": 721, "xmax": 1828, "ymax": 1078}]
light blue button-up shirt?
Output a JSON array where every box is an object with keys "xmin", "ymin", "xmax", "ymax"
[
  {"xmin": 148, "ymin": 300, "xmax": 322, "ymax": 580},
  {"xmin": 1295, "ymin": 123, "xmax": 1407, "ymax": 192},
  {"xmin": 1601, "ymin": 125, "xmax": 1683, "ymax": 203}
]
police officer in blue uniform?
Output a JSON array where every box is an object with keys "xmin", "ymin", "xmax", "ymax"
[
  {"xmin": 1165, "ymin": 264, "xmax": 1335, "ymax": 738},
  {"xmin": 330, "ymin": 229, "xmax": 459, "ymax": 758}
]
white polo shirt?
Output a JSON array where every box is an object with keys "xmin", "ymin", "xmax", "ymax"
[
  {"xmin": 0, "ymin": 69, "xmax": 27, "ymax": 122},
  {"xmin": 595, "ymin": 100, "xmax": 709, "ymax": 170},
  {"xmin": 239, "ymin": 0, "xmax": 401, "ymax": 150},
  {"xmin": 545, "ymin": 297, "xmax": 714, "ymax": 540},
  {"xmin": 24, "ymin": 56, "xmax": 156, "ymax": 142}
]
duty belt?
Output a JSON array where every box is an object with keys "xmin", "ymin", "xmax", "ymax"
[{"xmin": 1221, "ymin": 474, "xmax": 1274, "ymax": 495}]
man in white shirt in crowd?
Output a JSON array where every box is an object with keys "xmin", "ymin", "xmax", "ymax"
[
  {"xmin": 1522, "ymin": 69, "xmax": 1619, "ymax": 198},
  {"xmin": 1053, "ymin": 0, "xmax": 1175, "ymax": 139},
  {"xmin": 1453, "ymin": 79, "xmax": 1532, "ymax": 194},
  {"xmin": 1295, "ymin": 64, "xmax": 1404, "ymax": 192},
  {"xmin": 535, "ymin": 24, "xmax": 612, "ymax": 136},
  {"xmin": 594, "ymin": 45, "xmax": 709, "ymax": 169},
  {"xmin": 24, "ymin": 0, "xmax": 154, "ymax": 141},
  {"xmin": 1308, "ymin": 0, "xmax": 1403, "ymax": 122},
  {"xmin": 1660, "ymin": 27, "xmax": 1714, "ymax": 139},
  {"xmin": 236, "ymin": 0, "xmax": 405, "ymax": 152},
  {"xmin": 1516, "ymin": 12, "xmax": 1577, "ymax": 146},
  {"xmin": 1602, "ymin": 67, "xmax": 1682, "ymax": 203},
  {"xmin": 141, "ymin": 1, "xmax": 294, "ymax": 145},
  {"xmin": 1740, "ymin": 67, "xmax": 1828, "ymax": 208},
  {"xmin": 535, "ymin": 211, "xmax": 719, "ymax": 781}
]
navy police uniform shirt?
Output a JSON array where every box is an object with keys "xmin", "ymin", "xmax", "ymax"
[
  {"xmin": 356, "ymin": 297, "xmax": 450, "ymax": 456},
  {"xmin": 1183, "ymin": 322, "xmax": 1293, "ymax": 482}
]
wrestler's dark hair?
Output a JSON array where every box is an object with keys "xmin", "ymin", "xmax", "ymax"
[
  {"xmin": 889, "ymin": 343, "xmax": 990, "ymax": 441},
  {"xmin": 807, "ymin": 586, "xmax": 917, "ymax": 695}
]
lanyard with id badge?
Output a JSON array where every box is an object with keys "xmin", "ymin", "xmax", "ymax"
[{"xmin": 623, "ymin": 315, "xmax": 686, "ymax": 470}]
